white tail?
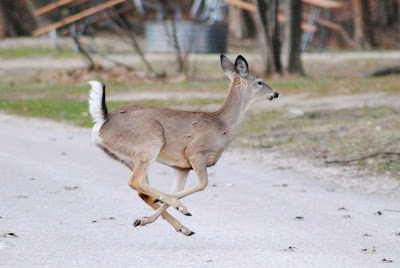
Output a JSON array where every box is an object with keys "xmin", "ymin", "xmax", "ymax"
[
  {"xmin": 88, "ymin": 80, "xmax": 108, "ymax": 142},
  {"xmin": 88, "ymin": 55, "xmax": 279, "ymax": 236}
]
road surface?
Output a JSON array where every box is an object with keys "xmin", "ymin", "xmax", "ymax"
[{"xmin": 0, "ymin": 114, "xmax": 399, "ymax": 267}]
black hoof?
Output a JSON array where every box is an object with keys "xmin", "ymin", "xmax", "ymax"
[
  {"xmin": 133, "ymin": 219, "xmax": 141, "ymax": 227},
  {"xmin": 188, "ymin": 231, "xmax": 195, "ymax": 236},
  {"xmin": 153, "ymin": 199, "xmax": 159, "ymax": 204},
  {"xmin": 184, "ymin": 212, "xmax": 192, "ymax": 216}
]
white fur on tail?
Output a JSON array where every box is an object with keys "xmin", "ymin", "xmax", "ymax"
[{"xmin": 88, "ymin": 80, "xmax": 108, "ymax": 143}]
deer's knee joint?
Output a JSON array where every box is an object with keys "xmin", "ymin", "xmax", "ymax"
[
  {"xmin": 199, "ymin": 181, "xmax": 208, "ymax": 191},
  {"xmin": 128, "ymin": 180, "xmax": 142, "ymax": 191}
]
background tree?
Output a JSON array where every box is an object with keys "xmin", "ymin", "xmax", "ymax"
[
  {"xmin": 282, "ymin": 0, "xmax": 305, "ymax": 75},
  {"xmin": 254, "ymin": 0, "xmax": 282, "ymax": 75},
  {"xmin": 352, "ymin": 0, "xmax": 374, "ymax": 48},
  {"xmin": 0, "ymin": 0, "xmax": 38, "ymax": 38},
  {"xmin": 375, "ymin": 0, "xmax": 399, "ymax": 26}
]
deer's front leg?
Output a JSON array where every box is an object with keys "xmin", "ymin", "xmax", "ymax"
[
  {"xmin": 170, "ymin": 155, "xmax": 208, "ymax": 200},
  {"xmin": 128, "ymin": 159, "xmax": 191, "ymax": 216},
  {"xmin": 133, "ymin": 171, "xmax": 194, "ymax": 236},
  {"xmin": 134, "ymin": 170, "xmax": 195, "ymax": 236}
]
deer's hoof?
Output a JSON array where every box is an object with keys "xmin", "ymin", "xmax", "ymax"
[
  {"xmin": 179, "ymin": 228, "xmax": 195, "ymax": 236},
  {"xmin": 133, "ymin": 219, "xmax": 141, "ymax": 227}
]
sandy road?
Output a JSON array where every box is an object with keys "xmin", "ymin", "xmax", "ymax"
[{"xmin": 0, "ymin": 114, "xmax": 399, "ymax": 267}]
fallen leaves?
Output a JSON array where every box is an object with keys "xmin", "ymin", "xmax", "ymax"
[
  {"xmin": 273, "ymin": 184, "xmax": 288, "ymax": 187},
  {"xmin": 91, "ymin": 217, "xmax": 116, "ymax": 223},
  {"xmin": 361, "ymin": 246, "xmax": 376, "ymax": 254},
  {"xmin": 281, "ymin": 246, "xmax": 297, "ymax": 252},
  {"xmin": 1, "ymin": 233, "xmax": 18, "ymax": 238},
  {"xmin": 64, "ymin": 186, "xmax": 78, "ymax": 190}
]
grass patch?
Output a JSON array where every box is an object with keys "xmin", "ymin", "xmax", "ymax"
[
  {"xmin": 0, "ymin": 97, "xmax": 223, "ymax": 127},
  {"xmin": 239, "ymin": 107, "xmax": 400, "ymax": 177},
  {"xmin": 0, "ymin": 47, "xmax": 76, "ymax": 59},
  {"xmin": 2, "ymin": 73, "xmax": 399, "ymax": 102},
  {"xmin": 0, "ymin": 78, "xmax": 230, "ymax": 100}
]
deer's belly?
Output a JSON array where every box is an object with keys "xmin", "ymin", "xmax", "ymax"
[{"xmin": 156, "ymin": 156, "xmax": 192, "ymax": 169}]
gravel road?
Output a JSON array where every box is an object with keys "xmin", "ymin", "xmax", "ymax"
[{"xmin": 0, "ymin": 114, "xmax": 399, "ymax": 267}]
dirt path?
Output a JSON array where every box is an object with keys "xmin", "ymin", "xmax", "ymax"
[{"xmin": 0, "ymin": 114, "xmax": 399, "ymax": 267}]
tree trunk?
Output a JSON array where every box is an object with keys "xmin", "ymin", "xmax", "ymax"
[
  {"xmin": 228, "ymin": 6, "xmax": 256, "ymax": 40},
  {"xmin": 352, "ymin": 0, "xmax": 374, "ymax": 48},
  {"xmin": 270, "ymin": 0, "xmax": 282, "ymax": 74},
  {"xmin": 229, "ymin": 5, "xmax": 246, "ymax": 39},
  {"xmin": 376, "ymin": 0, "xmax": 396, "ymax": 25},
  {"xmin": 255, "ymin": 0, "xmax": 271, "ymax": 74},
  {"xmin": 254, "ymin": 0, "xmax": 282, "ymax": 75},
  {"xmin": 282, "ymin": 0, "xmax": 305, "ymax": 75},
  {"xmin": 0, "ymin": 0, "xmax": 38, "ymax": 38}
]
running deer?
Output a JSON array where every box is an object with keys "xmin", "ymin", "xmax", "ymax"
[{"xmin": 88, "ymin": 55, "xmax": 279, "ymax": 236}]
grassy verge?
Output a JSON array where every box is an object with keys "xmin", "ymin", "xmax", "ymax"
[
  {"xmin": 0, "ymin": 47, "xmax": 76, "ymax": 59},
  {"xmin": 0, "ymin": 97, "xmax": 223, "ymax": 128},
  {"xmin": 239, "ymin": 107, "xmax": 400, "ymax": 177}
]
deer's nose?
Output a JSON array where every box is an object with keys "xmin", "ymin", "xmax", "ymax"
[{"xmin": 274, "ymin": 91, "xmax": 279, "ymax": 98}]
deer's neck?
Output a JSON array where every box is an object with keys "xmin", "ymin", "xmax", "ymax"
[{"xmin": 217, "ymin": 79, "xmax": 252, "ymax": 140}]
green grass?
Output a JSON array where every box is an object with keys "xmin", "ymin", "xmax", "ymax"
[
  {"xmin": 238, "ymin": 107, "xmax": 400, "ymax": 176},
  {"xmin": 0, "ymin": 97, "xmax": 224, "ymax": 127},
  {"xmin": 0, "ymin": 47, "xmax": 76, "ymax": 59}
]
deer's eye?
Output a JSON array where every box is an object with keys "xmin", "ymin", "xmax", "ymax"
[{"xmin": 257, "ymin": 81, "xmax": 262, "ymax": 86}]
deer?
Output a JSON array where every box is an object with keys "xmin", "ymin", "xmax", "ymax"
[{"xmin": 88, "ymin": 55, "xmax": 279, "ymax": 236}]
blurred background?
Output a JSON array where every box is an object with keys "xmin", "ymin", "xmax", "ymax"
[{"xmin": 0, "ymin": 0, "xmax": 399, "ymax": 180}]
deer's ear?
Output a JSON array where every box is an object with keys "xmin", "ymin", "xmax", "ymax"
[
  {"xmin": 220, "ymin": 54, "xmax": 234, "ymax": 81},
  {"xmin": 234, "ymin": 55, "xmax": 249, "ymax": 79}
]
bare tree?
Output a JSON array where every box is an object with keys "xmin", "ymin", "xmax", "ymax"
[
  {"xmin": 376, "ymin": 0, "xmax": 399, "ymax": 26},
  {"xmin": 352, "ymin": 0, "xmax": 374, "ymax": 48},
  {"xmin": 254, "ymin": 0, "xmax": 282, "ymax": 75},
  {"xmin": 282, "ymin": 0, "xmax": 305, "ymax": 75},
  {"xmin": 228, "ymin": 6, "xmax": 256, "ymax": 39},
  {"xmin": 0, "ymin": 0, "xmax": 37, "ymax": 38}
]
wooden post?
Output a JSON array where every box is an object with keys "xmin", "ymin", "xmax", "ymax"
[
  {"xmin": 35, "ymin": 0, "xmax": 78, "ymax": 16},
  {"xmin": 33, "ymin": 0, "xmax": 128, "ymax": 36}
]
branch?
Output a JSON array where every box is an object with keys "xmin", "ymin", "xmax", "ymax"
[
  {"xmin": 367, "ymin": 66, "xmax": 400, "ymax": 77},
  {"xmin": 71, "ymin": 32, "xmax": 96, "ymax": 70},
  {"xmin": 107, "ymin": 12, "xmax": 155, "ymax": 74},
  {"xmin": 96, "ymin": 51, "xmax": 135, "ymax": 71},
  {"xmin": 325, "ymin": 152, "xmax": 400, "ymax": 165}
]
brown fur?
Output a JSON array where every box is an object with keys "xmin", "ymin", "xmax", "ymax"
[{"xmin": 90, "ymin": 55, "xmax": 279, "ymax": 234}]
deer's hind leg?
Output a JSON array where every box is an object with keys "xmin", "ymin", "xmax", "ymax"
[
  {"xmin": 128, "ymin": 159, "xmax": 191, "ymax": 216},
  {"xmin": 126, "ymin": 120, "xmax": 191, "ymax": 216},
  {"xmin": 135, "ymin": 171, "xmax": 194, "ymax": 236}
]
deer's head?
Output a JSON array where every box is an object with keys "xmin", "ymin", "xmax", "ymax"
[{"xmin": 220, "ymin": 54, "xmax": 279, "ymax": 102}]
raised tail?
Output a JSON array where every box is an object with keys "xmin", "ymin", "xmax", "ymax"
[{"xmin": 88, "ymin": 80, "xmax": 108, "ymax": 142}]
